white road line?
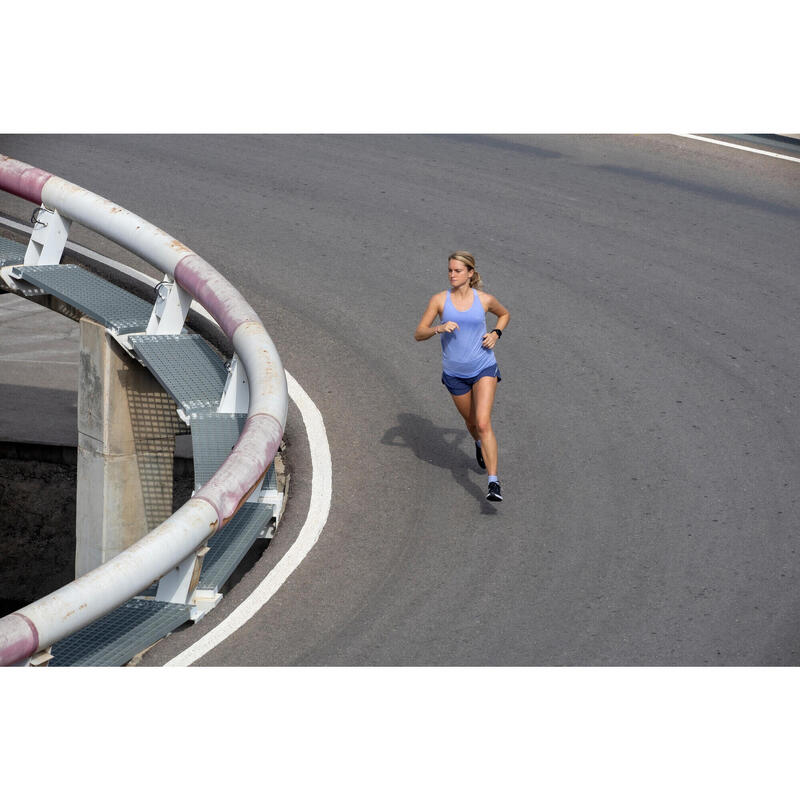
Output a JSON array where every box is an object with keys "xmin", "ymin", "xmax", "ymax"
[
  {"xmin": 165, "ymin": 370, "xmax": 332, "ymax": 666},
  {"xmin": 674, "ymin": 134, "xmax": 800, "ymax": 164}
]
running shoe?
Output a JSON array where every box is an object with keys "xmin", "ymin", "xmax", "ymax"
[
  {"xmin": 475, "ymin": 442, "xmax": 485, "ymax": 470},
  {"xmin": 486, "ymin": 481, "xmax": 503, "ymax": 502}
]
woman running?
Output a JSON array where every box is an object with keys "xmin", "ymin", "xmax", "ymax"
[{"xmin": 415, "ymin": 251, "xmax": 510, "ymax": 501}]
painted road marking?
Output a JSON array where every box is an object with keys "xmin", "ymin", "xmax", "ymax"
[
  {"xmin": 165, "ymin": 369, "xmax": 332, "ymax": 666},
  {"xmin": 674, "ymin": 134, "xmax": 800, "ymax": 164}
]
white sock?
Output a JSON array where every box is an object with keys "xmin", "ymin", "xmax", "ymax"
[{"xmin": 488, "ymin": 475, "xmax": 498, "ymax": 484}]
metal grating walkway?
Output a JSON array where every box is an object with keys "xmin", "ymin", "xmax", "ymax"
[
  {"xmin": 130, "ymin": 334, "xmax": 228, "ymax": 414},
  {"xmin": 197, "ymin": 502, "xmax": 274, "ymax": 591},
  {"xmin": 0, "ymin": 235, "xmax": 26, "ymax": 267},
  {"xmin": 190, "ymin": 411, "xmax": 276, "ymax": 492},
  {"xmin": 49, "ymin": 598, "xmax": 192, "ymax": 666},
  {"xmin": 4, "ymin": 250, "xmax": 283, "ymax": 664},
  {"xmin": 12, "ymin": 263, "xmax": 154, "ymax": 334}
]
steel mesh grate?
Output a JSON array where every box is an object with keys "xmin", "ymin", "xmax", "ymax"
[
  {"xmin": 0, "ymin": 235, "xmax": 26, "ymax": 267},
  {"xmin": 190, "ymin": 411, "xmax": 277, "ymax": 492},
  {"xmin": 197, "ymin": 502, "xmax": 274, "ymax": 591},
  {"xmin": 130, "ymin": 334, "xmax": 228, "ymax": 413},
  {"xmin": 15, "ymin": 263, "xmax": 154, "ymax": 333},
  {"xmin": 191, "ymin": 411, "xmax": 246, "ymax": 489},
  {"xmin": 49, "ymin": 599, "xmax": 191, "ymax": 666},
  {"xmin": 263, "ymin": 461, "xmax": 277, "ymax": 491}
]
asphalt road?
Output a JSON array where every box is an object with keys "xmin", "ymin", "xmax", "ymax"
[{"xmin": 1, "ymin": 134, "xmax": 797, "ymax": 665}]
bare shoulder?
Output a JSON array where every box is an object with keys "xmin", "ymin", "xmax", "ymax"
[
  {"xmin": 476, "ymin": 289, "xmax": 495, "ymax": 310},
  {"xmin": 431, "ymin": 290, "xmax": 447, "ymax": 311},
  {"xmin": 478, "ymin": 290, "xmax": 508, "ymax": 314}
]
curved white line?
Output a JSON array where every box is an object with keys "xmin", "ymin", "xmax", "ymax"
[
  {"xmin": 165, "ymin": 369, "xmax": 332, "ymax": 666},
  {"xmin": 673, "ymin": 134, "xmax": 800, "ymax": 164}
]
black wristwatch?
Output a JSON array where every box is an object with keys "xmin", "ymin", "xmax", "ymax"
[{"xmin": 491, "ymin": 328, "xmax": 503, "ymax": 338}]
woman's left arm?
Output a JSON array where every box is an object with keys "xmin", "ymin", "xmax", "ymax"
[{"xmin": 481, "ymin": 294, "xmax": 510, "ymax": 349}]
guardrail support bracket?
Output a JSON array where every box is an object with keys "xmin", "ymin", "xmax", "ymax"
[
  {"xmin": 24, "ymin": 205, "xmax": 71, "ymax": 267},
  {"xmin": 156, "ymin": 546, "xmax": 209, "ymax": 606},
  {"xmin": 218, "ymin": 354, "xmax": 250, "ymax": 413},
  {"xmin": 146, "ymin": 275, "xmax": 192, "ymax": 335}
]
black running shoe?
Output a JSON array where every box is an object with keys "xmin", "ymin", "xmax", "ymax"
[
  {"xmin": 475, "ymin": 442, "xmax": 485, "ymax": 470},
  {"xmin": 486, "ymin": 481, "xmax": 503, "ymax": 502}
]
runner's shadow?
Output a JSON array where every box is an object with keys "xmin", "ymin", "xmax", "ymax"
[{"xmin": 381, "ymin": 413, "xmax": 497, "ymax": 514}]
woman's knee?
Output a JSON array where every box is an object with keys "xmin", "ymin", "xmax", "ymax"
[{"xmin": 475, "ymin": 417, "xmax": 493, "ymax": 438}]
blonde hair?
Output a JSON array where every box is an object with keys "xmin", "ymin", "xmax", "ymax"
[{"xmin": 449, "ymin": 250, "xmax": 483, "ymax": 289}]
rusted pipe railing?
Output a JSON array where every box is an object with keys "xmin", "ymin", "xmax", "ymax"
[{"xmin": 0, "ymin": 155, "xmax": 288, "ymax": 665}]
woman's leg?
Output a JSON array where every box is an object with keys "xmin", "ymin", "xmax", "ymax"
[
  {"xmin": 450, "ymin": 390, "xmax": 478, "ymax": 440},
  {"xmin": 472, "ymin": 376, "xmax": 499, "ymax": 476}
]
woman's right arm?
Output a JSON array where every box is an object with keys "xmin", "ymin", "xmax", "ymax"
[
  {"xmin": 415, "ymin": 294, "xmax": 441, "ymax": 340},
  {"xmin": 415, "ymin": 293, "xmax": 455, "ymax": 340}
]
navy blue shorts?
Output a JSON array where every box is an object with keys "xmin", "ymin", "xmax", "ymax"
[{"xmin": 441, "ymin": 364, "xmax": 501, "ymax": 396}]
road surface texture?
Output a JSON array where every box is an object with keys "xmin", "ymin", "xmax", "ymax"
[{"xmin": 0, "ymin": 134, "xmax": 797, "ymax": 665}]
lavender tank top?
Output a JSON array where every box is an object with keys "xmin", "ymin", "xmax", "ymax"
[{"xmin": 440, "ymin": 289, "xmax": 497, "ymax": 378}]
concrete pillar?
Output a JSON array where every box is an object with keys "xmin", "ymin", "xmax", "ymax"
[{"xmin": 76, "ymin": 318, "xmax": 182, "ymax": 578}]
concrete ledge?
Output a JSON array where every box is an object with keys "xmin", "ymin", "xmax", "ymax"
[{"xmin": 0, "ymin": 439, "xmax": 193, "ymax": 475}]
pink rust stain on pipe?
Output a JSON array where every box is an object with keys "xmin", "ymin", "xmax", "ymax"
[
  {"xmin": 0, "ymin": 155, "xmax": 53, "ymax": 205},
  {"xmin": 174, "ymin": 253, "xmax": 259, "ymax": 340},
  {"xmin": 0, "ymin": 613, "xmax": 39, "ymax": 666},
  {"xmin": 194, "ymin": 413, "xmax": 284, "ymax": 525}
]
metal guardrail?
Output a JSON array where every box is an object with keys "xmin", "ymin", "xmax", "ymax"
[{"xmin": 0, "ymin": 154, "xmax": 289, "ymax": 666}]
